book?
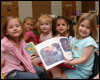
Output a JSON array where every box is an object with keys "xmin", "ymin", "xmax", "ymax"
[
  {"xmin": 1, "ymin": 73, "xmax": 4, "ymax": 79},
  {"xmin": 35, "ymin": 37, "xmax": 73, "ymax": 70},
  {"xmin": 26, "ymin": 42, "xmax": 38, "ymax": 57}
]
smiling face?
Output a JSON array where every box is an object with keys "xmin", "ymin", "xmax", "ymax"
[
  {"xmin": 39, "ymin": 19, "xmax": 52, "ymax": 33},
  {"xmin": 56, "ymin": 19, "xmax": 69, "ymax": 35},
  {"xmin": 6, "ymin": 18, "xmax": 22, "ymax": 39},
  {"xmin": 24, "ymin": 20, "xmax": 34, "ymax": 31},
  {"xmin": 78, "ymin": 19, "xmax": 91, "ymax": 39}
]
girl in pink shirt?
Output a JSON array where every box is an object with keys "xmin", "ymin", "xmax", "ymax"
[
  {"xmin": 1, "ymin": 16, "xmax": 45, "ymax": 79},
  {"xmin": 23, "ymin": 17, "xmax": 37, "ymax": 45}
]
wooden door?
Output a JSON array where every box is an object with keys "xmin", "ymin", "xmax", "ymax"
[
  {"xmin": 1, "ymin": 1, "xmax": 19, "ymax": 38},
  {"xmin": 82, "ymin": 1, "xmax": 95, "ymax": 13},
  {"xmin": 32, "ymin": 1, "xmax": 51, "ymax": 24},
  {"xmin": 62, "ymin": 1, "xmax": 76, "ymax": 18}
]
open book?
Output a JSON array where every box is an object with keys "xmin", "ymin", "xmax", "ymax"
[{"xmin": 35, "ymin": 37, "xmax": 73, "ymax": 70}]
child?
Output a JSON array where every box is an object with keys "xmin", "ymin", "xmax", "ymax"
[
  {"xmin": 29, "ymin": 14, "xmax": 54, "ymax": 67},
  {"xmin": 38, "ymin": 14, "xmax": 53, "ymax": 42},
  {"xmin": 47, "ymin": 16, "xmax": 75, "ymax": 78},
  {"xmin": 50, "ymin": 13, "xmax": 98, "ymax": 79},
  {"xmin": 23, "ymin": 17, "xmax": 37, "ymax": 45},
  {"xmin": 1, "ymin": 16, "xmax": 45, "ymax": 79},
  {"xmin": 55, "ymin": 16, "xmax": 74, "ymax": 42},
  {"xmin": 23, "ymin": 17, "xmax": 42, "ymax": 67}
]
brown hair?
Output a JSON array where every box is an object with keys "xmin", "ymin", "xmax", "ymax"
[
  {"xmin": 76, "ymin": 13, "xmax": 97, "ymax": 41},
  {"xmin": 23, "ymin": 17, "xmax": 35, "ymax": 25},
  {"xmin": 2, "ymin": 16, "xmax": 24, "ymax": 41}
]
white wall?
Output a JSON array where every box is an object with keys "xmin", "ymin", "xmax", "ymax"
[
  {"xmin": 76, "ymin": 1, "xmax": 82, "ymax": 12},
  {"xmin": 51, "ymin": 1, "xmax": 62, "ymax": 16},
  {"xmin": 18, "ymin": 1, "xmax": 99, "ymax": 21},
  {"xmin": 18, "ymin": 1, "xmax": 32, "ymax": 22},
  {"xmin": 95, "ymin": 1, "xmax": 99, "ymax": 13}
]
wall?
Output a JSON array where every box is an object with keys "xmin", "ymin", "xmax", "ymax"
[
  {"xmin": 18, "ymin": 1, "xmax": 99, "ymax": 21},
  {"xmin": 51, "ymin": 1, "xmax": 62, "ymax": 16},
  {"xmin": 76, "ymin": 1, "xmax": 81, "ymax": 12},
  {"xmin": 32, "ymin": 1, "xmax": 51, "ymax": 23},
  {"xmin": 95, "ymin": 1, "xmax": 99, "ymax": 13},
  {"xmin": 18, "ymin": 1, "xmax": 32, "ymax": 22}
]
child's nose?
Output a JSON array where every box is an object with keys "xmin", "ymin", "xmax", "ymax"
[
  {"xmin": 43, "ymin": 25, "xmax": 46, "ymax": 28},
  {"xmin": 83, "ymin": 27, "xmax": 86, "ymax": 31},
  {"xmin": 14, "ymin": 27, "xmax": 17, "ymax": 29},
  {"xmin": 59, "ymin": 25, "xmax": 63, "ymax": 28}
]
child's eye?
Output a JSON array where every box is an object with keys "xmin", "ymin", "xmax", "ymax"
[
  {"xmin": 16, "ymin": 24, "xmax": 20, "ymax": 27},
  {"xmin": 45, "ymin": 23, "xmax": 49, "ymax": 25},
  {"xmin": 9, "ymin": 27, "xmax": 13, "ymax": 28},
  {"xmin": 30, "ymin": 24, "xmax": 33, "ymax": 26},
  {"xmin": 62, "ymin": 24, "xmax": 65, "ymax": 26},
  {"xmin": 27, "ymin": 23, "xmax": 30, "ymax": 25},
  {"xmin": 8, "ymin": 26, "xmax": 13, "ymax": 28},
  {"xmin": 40, "ymin": 23, "xmax": 44, "ymax": 26},
  {"xmin": 86, "ymin": 26, "xmax": 90, "ymax": 29},
  {"xmin": 57, "ymin": 24, "xmax": 60, "ymax": 26},
  {"xmin": 81, "ymin": 24, "xmax": 84, "ymax": 27}
]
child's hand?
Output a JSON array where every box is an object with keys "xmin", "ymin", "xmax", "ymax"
[
  {"xmin": 33, "ymin": 70, "xmax": 37, "ymax": 74},
  {"xmin": 55, "ymin": 35, "xmax": 60, "ymax": 38},
  {"xmin": 64, "ymin": 57, "xmax": 70, "ymax": 65}
]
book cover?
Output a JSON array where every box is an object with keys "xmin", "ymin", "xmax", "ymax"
[
  {"xmin": 35, "ymin": 37, "xmax": 73, "ymax": 70},
  {"xmin": 26, "ymin": 42, "xmax": 37, "ymax": 56}
]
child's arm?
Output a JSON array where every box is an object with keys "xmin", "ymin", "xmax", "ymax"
[
  {"xmin": 64, "ymin": 45, "xmax": 94, "ymax": 65},
  {"xmin": 69, "ymin": 43, "xmax": 73, "ymax": 49},
  {"xmin": 23, "ymin": 36, "xmax": 30, "ymax": 42}
]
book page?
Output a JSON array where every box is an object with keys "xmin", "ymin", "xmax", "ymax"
[
  {"xmin": 35, "ymin": 38, "xmax": 65, "ymax": 70},
  {"xmin": 58, "ymin": 37, "xmax": 73, "ymax": 60}
]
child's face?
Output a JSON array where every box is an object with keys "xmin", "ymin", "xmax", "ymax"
[
  {"xmin": 56, "ymin": 19, "xmax": 69, "ymax": 34},
  {"xmin": 78, "ymin": 20, "xmax": 91, "ymax": 39},
  {"xmin": 40, "ymin": 19, "xmax": 51, "ymax": 33},
  {"xmin": 6, "ymin": 18, "xmax": 22, "ymax": 39},
  {"xmin": 24, "ymin": 20, "xmax": 34, "ymax": 31}
]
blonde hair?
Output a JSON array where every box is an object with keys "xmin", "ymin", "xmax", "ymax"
[
  {"xmin": 23, "ymin": 17, "xmax": 35, "ymax": 25},
  {"xmin": 38, "ymin": 14, "xmax": 52, "ymax": 26},
  {"xmin": 3, "ymin": 16, "xmax": 24, "ymax": 41},
  {"xmin": 76, "ymin": 13, "xmax": 97, "ymax": 41}
]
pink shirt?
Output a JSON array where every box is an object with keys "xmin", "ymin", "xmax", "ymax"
[
  {"xmin": 1, "ymin": 37, "xmax": 36, "ymax": 77},
  {"xmin": 39, "ymin": 31, "xmax": 53, "ymax": 42},
  {"xmin": 24, "ymin": 31, "xmax": 37, "ymax": 45}
]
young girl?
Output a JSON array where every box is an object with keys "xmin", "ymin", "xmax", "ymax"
[
  {"xmin": 23, "ymin": 17, "xmax": 37, "ymax": 45},
  {"xmin": 38, "ymin": 14, "xmax": 53, "ymax": 42},
  {"xmin": 55, "ymin": 16, "xmax": 74, "ymax": 42},
  {"xmin": 26, "ymin": 14, "xmax": 54, "ymax": 67},
  {"xmin": 50, "ymin": 13, "xmax": 98, "ymax": 79},
  {"xmin": 1, "ymin": 16, "xmax": 45, "ymax": 79},
  {"xmin": 47, "ymin": 16, "xmax": 75, "ymax": 79}
]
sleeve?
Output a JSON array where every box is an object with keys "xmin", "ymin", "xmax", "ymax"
[
  {"xmin": 24, "ymin": 31, "xmax": 31, "ymax": 36},
  {"xmin": 70, "ymin": 37, "xmax": 75, "ymax": 45},
  {"xmin": 84, "ymin": 38, "xmax": 98, "ymax": 52},
  {"xmin": 1, "ymin": 40, "xmax": 6, "ymax": 64},
  {"xmin": 1, "ymin": 40, "xmax": 6, "ymax": 52}
]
